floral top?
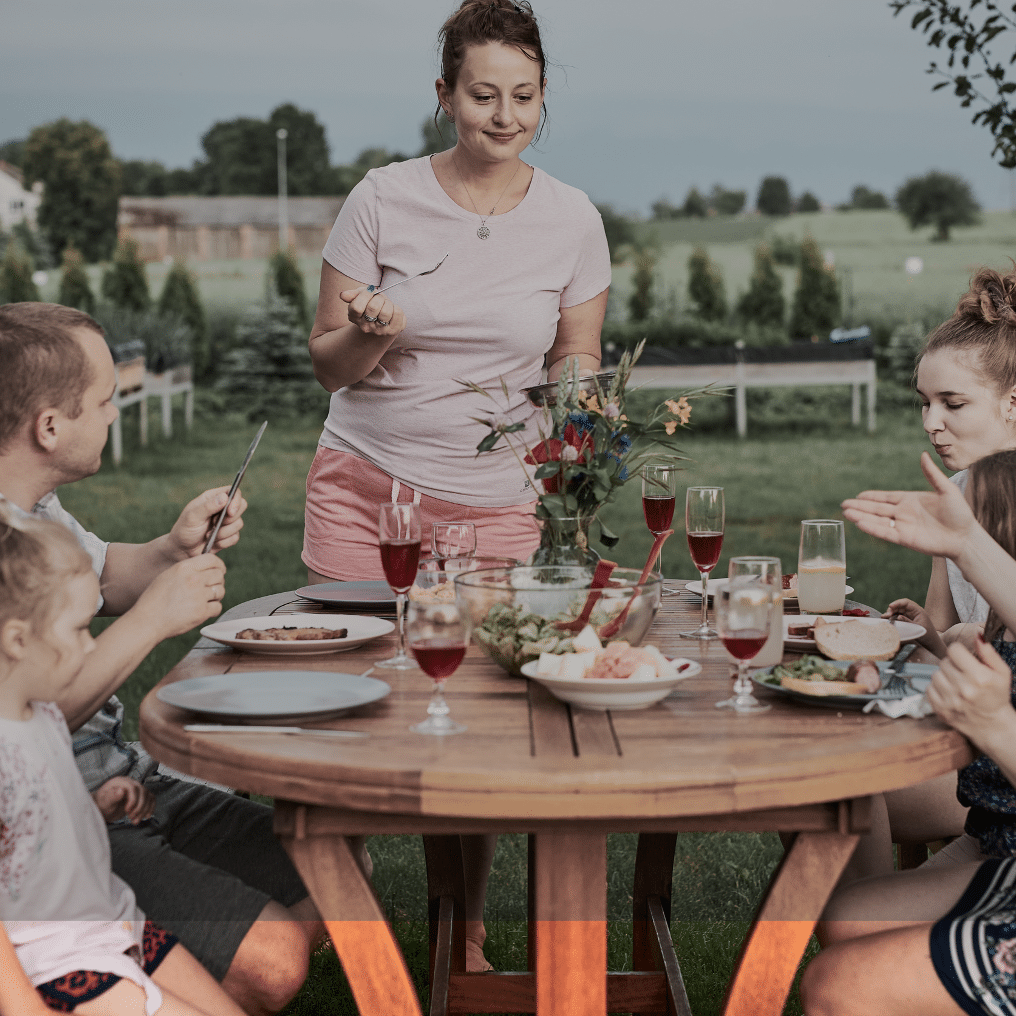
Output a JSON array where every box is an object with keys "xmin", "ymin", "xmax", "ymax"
[{"xmin": 957, "ymin": 639, "xmax": 1016, "ymax": 856}]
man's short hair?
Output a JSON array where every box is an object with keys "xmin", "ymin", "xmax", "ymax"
[{"xmin": 0, "ymin": 303, "xmax": 103, "ymax": 453}]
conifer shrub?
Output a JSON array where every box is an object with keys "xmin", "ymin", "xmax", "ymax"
[
  {"xmin": 158, "ymin": 260, "xmax": 207, "ymax": 374},
  {"xmin": 788, "ymin": 235, "xmax": 840, "ymax": 340},
  {"xmin": 737, "ymin": 243, "xmax": 785, "ymax": 328},
  {"xmin": 268, "ymin": 248, "xmax": 307, "ymax": 329},
  {"xmin": 627, "ymin": 247, "xmax": 657, "ymax": 322},
  {"xmin": 101, "ymin": 236, "xmax": 150, "ymax": 312},
  {"xmin": 687, "ymin": 246, "xmax": 728, "ymax": 322},
  {"xmin": 0, "ymin": 240, "xmax": 40, "ymax": 303},
  {"xmin": 57, "ymin": 246, "xmax": 95, "ymax": 314}
]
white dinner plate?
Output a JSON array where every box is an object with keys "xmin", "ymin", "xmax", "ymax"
[
  {"xmin": 783, "ymin": 614, "xmax": 926, "ymax": 651},
  {"xmin": 157, "ymin": 670, "xmax": 391, "ymax": 723},
  {"xmin": 200, "ymin": 614, "xmax": 394, "ymax": 655},
  {"xmin": 753, "ymin": 662, "xmax": 935, "ymax": 710},
  {"xmin": 295, "ymin": 581, "xmax": 397, "ymax": 610},
  {"xmin": 519, "ymin": 657, "xmax": 700, "ymax": 711},
  {"xmin": 684, "ymin": 578, "xmax": 853, "ymax": 602}
]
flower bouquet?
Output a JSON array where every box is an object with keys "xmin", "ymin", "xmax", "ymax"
[{"xmin": 465, "ymin": 340, "xmax": 702, "ymax": 563}]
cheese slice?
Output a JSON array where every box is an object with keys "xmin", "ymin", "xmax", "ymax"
[{"xmin": 572, "ymin": 625, "xmax": 602, "ymax": 653}]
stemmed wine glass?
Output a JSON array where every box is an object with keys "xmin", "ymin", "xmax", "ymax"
[
  {"xmin": 407, "ymin": 599, "xmax": 467, "ymax": 735},
  {"xmin": 716, "ymin": 557, "xmax": 780, "ymax": 713},
  {"xmin": 432, "ymin": 522, "xmax": 477, "ymax": 563},
  {"xmin": 376, "ymin": 503, "xmax": 422, "ymax": 670},
  {"xmin": 642, "ymin": 463, "xmax": 678, "ymax": 595},
  {"xmin": 680, "ymin": 486, "xmax": 725, "ymax": 639}
]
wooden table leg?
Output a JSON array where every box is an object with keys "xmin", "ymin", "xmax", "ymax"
[
  {"xmin": 721, "ymin": 830, "xmax": 859, "ymax": 1016},
  {"xmin": 280, "ymin": 827, "xmax": 423, "ymax": 1016},
  {"xmin": 423, "ymin": 835, "xmax": 467, "ymax": 1016},
  {"xmin": 533, "ymin": 831, "xmax": 607, "ymax": 1016}
]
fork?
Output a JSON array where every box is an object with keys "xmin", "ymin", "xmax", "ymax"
[
  {"xmin": 366, "ymin": 253, "xmax": 449, "ymax": 294},
  {"xmin": 883, "ymin": 642, "xmax": 918, "ymax": 697}
]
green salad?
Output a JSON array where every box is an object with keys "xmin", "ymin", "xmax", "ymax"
[
  {"xmin": 763, "ymin": 655, "xmax": 844, "ymax": 685},
  {"xmin": 472, "ymin": 602, "xmax": 578, "ymax": 674}
]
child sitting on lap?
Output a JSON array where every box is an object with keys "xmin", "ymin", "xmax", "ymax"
[{"xmin": 0, "ymin": 505, "xmax": 244, "ymax": 1016}]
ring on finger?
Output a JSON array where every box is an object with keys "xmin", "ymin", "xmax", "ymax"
[
  {"xmin": 363, "ymin": 314, "xmax": 377, "ymax": 323},
  {"xmin": 378, "ymin": 317, "xmax": 391, "ymax": 326},
  {"xmin": 889, "ymin": 518, "xmax": 896, "ymax": 528}
]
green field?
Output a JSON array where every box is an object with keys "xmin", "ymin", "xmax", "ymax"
[{"xmin": 59, "ymin": 402, "xmax": 937, "ymax": 1016}]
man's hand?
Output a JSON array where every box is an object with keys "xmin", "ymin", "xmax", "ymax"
[
  {"xmin": 168, "ymin": 486, "xmax": 247, "ymax": 559},
  {"xmin": 91, "ymin": 776, "xmax": 155, "ymax": 824},
  {"xmin": 128, "ymin": 553, "xmax": 227, "ymax": 640}
]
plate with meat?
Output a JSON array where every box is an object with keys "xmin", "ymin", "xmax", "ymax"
[
  {"xmin": 200, "ymin": 614, "xmax": 395, "ymax": 655},
  {"xmin": 753, "ymin": 657, "xmax": 936, "ymax": 710}
]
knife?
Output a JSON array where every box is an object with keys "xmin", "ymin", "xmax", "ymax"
[
  {"xmin": 184, "ymin": 724, "xmax": 367, "ymax": 738},
  {"xmin": 203, "ymin": 421, "xmax": 267, "ymax": 554}
]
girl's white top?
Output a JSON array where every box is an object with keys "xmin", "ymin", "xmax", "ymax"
[
  {"xmin": 0, "ymin": 702, "xmax": 162, "ymax": 1015},
  {"xmin": 947, "ymin": 469, "xmax": 990, "ymax": 624},
  {"xmin": 319, "ymin": 156, "xmax": 612, "ymax": 507}
]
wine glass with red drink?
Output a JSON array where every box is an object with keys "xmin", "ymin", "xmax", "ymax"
[
  {"xmin": 680, "ymin": 486, "xmax": 725, "ymax": 640},
  {"xmin": 407, "ymin": 600, "xmax": 468, "ymax": 735},
  {"xmin": 715, "ymin": 558, "xmax": 779, "ymax": 713},
  {"xmin": 642, "ymin": 463, "xmax": 678, "ymax": 594},
  {"xmin": 376, "ymin": 503, "xmax": 422, "ymax": 670}
]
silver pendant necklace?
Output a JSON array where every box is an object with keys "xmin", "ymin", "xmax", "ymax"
[{"xmin": 455, "ymin": 159, "xmax": 522, "ymax": 240}]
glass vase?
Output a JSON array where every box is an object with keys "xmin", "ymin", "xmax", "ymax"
[{"xmin": 528, "ymin": 515, "xmax": 601, "ymax": 568}]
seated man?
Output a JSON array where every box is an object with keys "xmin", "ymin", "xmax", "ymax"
[{"xmin": 0, "ymin": 302, "xmax": 322, "ymax": 1016}]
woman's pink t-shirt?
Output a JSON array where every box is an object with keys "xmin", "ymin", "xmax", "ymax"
[{"xmin": 318, "ymin": 156, "xmax": 611, "ymax": 508}]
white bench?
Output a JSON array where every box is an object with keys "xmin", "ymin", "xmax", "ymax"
[{"xmin": 110, "ymin": 366, "xmax": 194, "ymax": 465}]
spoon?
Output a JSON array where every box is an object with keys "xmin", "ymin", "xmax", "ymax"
[
  {"xmin": 367, "ymin": 253, "xmax": 449, "ymax": 294},
  {"xmin": 555, "ymin": 559, "xmax": 617, "ymax": 632},
  {"xmin": 598, "ymin": 530, "xmax": 673, "ymax": 640}
]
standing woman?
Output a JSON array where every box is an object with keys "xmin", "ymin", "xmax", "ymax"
[{"xmin": 303, "ymin": 0, "xmax": 611, "ymax": 583}]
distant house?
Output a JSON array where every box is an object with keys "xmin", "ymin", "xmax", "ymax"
[
  {"xmin": 118, "ymin": 195, "xmax": 346, "ymax": 261},
  {"xmin": 0, "ymin": 162, "xmax": 42, "ymax": 231}
]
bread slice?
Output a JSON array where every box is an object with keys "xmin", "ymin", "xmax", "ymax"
[
  {"xmin": 781, "ymin": 676, "xmax": 867, "ymax": 696},
  {"xmin": 813, "ymin": 619, "xmax": 900, "ymax": 662}
]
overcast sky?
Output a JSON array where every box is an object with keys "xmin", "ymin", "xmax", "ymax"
[{"xmin": 4, "ymin": 0, "xmax": 1015, "ymax": 214}]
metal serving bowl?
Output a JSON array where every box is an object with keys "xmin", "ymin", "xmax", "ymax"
[
  {"xmin": 453, "ymin": 565, "xmax": 662, "ymax": 677},
  {"xmin": 520, "ymin": 371, "xmax": 617, "ymax": 408}
]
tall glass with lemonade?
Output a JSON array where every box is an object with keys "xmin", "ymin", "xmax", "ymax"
[{"xmin": 797, "ymin": 520, "xmax": 846, "ymax": 615}]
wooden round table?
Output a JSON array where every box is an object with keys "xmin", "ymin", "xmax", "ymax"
[{"xmin": 140, "ymin": 590, "xmax": 973, "ymax": 1016}]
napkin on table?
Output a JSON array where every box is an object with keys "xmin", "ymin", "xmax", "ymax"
[{"xmin": 862, "ymin": 694, "xmax": 934, "ymax": 719}]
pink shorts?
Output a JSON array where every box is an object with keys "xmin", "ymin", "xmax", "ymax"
[{"xmin": 302, "ymin": 447, "xmax": 541, "ymax": 581}]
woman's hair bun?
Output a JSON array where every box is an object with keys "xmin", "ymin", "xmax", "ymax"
[{"xmin": 958, "ymin": 266, "xmax": 1016, "ymax": 327}]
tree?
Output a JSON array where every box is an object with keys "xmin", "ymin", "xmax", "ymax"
[
  {"xmin": 0, "ymin": 139, "xmax": 25, "ymax": 167},
  {"xmin": 595, "ymin": 204, "xmax": 636, "ymax": 265},
  {"xmin": 158, "ymin": 260, "xmax": 206, "ymax": 371},
  {"xmin": 416, "ymin": 114, "xmax": 457, "ymax": 157},
  {"xmin": 796, "ymin": 191, "xmax": 821, "ymax": 213},
  {"xmin": 120, "ymin": 159, "xmax": 169, "ymax": 197},
  {"xmin": 0, "ymin": 240, "xmax": 39, "ymax": 304},
  {"xmin": 627, "ymin": 246, "xmax": 657, "ymax": 321},
  {"xmin": 756, "ymin": 176, "xmax": 792, "ymax": 216},
  {"xmin": 101, "ymin": 236, "xmax": 150, "ymax": 312},
  {"xmin": 268, "ymin": 247, "xmax": 307, "ymax": 328},
  {"xmin": 651, "ymin": 198, "xmax": 681, "ymax": 221},
  {"xmin": 789, "ymin": 235, "xmax": 840, "ymax": 340},
  {"xmin": 850, "ymin": 185, "xmax": 890, "ymax": 209},
  {"xmin": 891, "ymin": 0, "xmax": 1016, "ymax": 167},
  {"xmin": 709, "ymin": 185, "xmax": 746, "ymax": 216},
  {"xmin": 687, "ymin": 246, "xmax": 727, "ymax": 322},
  {"xmin": 895, "ymin": 170, "xmax": 981, "ymax": 240},
  {"xmin": 682, "ymin": 187, "xmax": 707, "ymax": 218},
  {"xmin": 57, "ymin": 246, "xmax": 95, "ymax": 314},
  {"xmin": 737, "ymin": 243, "xmax": 785, "ymax": 328},
  {"xmin": 22, "ymin": 119, "xmax": 121, "ymax": 262}
]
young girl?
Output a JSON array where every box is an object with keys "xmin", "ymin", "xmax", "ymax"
[{"xmin": 0, "ymin": 505, "xmax": 244, "ymax": 1016}]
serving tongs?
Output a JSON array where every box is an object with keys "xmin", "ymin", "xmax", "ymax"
[
  {"xmin": 555, "ymin": 559, "xmax": 617, "ymax": 632},
  {"xmin": 366, "ymin": 253, "xmax": 449, "ymax": 294},
  {"xmin": 597, "ymin": 530, "xmax": 673, "ymax": 640}
]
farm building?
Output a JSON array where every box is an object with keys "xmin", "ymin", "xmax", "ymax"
[{"xmin": 118, "ymin": 195, "xmax": 346, "ymax": 261}]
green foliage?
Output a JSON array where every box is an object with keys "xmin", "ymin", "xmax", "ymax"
[
  {"xmin": 22, "ymin": 119, "xmax": 121, "ymax": 262},
  {"xmin": 267, "ymin": 247, "xmax": 308, "ymax": 329},
  {"xmin": 12, "ymin": 220, "xmax": 54, "ymax": 269},
  {"xmin": 216, "ymin": 296, "xmax": 325, "ymax": 420},
  {"xmin": 595, "ymin": 203, "xmax": 637, "ymax": 264},
  {"xmin": 101, "ymin": 237, "xmax": 151, "ymax": 312},
  {"xmin": 93, "ymin": 305, "xmax": 193, "ymax": 372},
  {"xmin": 603, "ymin": 316, "xmax": 787, "ymax": 352},
  {"xmin": 682, "ymin": 186, "xmax": 708, "ymax": 218},
  {"xmin": 756, "ymin": 176, "xmax": 792, "ymax": 216},
  {"xmin": 848, "ymin": 184, "xmax": 890, "ymax": 210},
  {"xmin": 737, "ymin": 243, "xmax": 785, "ymax": 328},
  {"xmin": 710, "ymin": 185, "xmax": 747, "ymax": 216},
  {"xmin": 687, "ymin": 245, "xmax": 728, "ymax": 322},
  {"xmin": 891, "ymin": 0, "xmax": 1016, "ymax": 168},
  {"xmin": 895, "ymin": 170, "xmax": 981, "ymax": 240},
  {"xmin": 789, "ymin": 235, "xmax": 840, "ymax": 340},
  {"xmin": 119, "ymin": 159, "xmax": 170, "ymax": 197},
  {"xmin": 57, "ymin": 246, "xmax": 95, "ymax": 314},
  {"xmin": 886, "ymin": 320, "xmax": 928, "ymax": 385},
  {"xmin": 795, "ymin": 191, "xmax": 821, "ymax": 213},
  {"xmin": 158, "ymin": 260, "xmax": 207, "ymax": 372},
  {"xmin": 0, "ymin": 138, "xmax": 26, "ymax": 167},
  {"xmin": 769, "ymin": 232, "xmax": 800, "ymax": 265},
  {"xmin": 416, "ymin": 114, "xmax": 457, "ymax": 157},
  {"xmin": 651, "ymin": 197, "xmax": 681, "ymax": 221},
  {"xmin": 0, "ymin": 240, "xmax": 39, "ymax": 304},
  {"xmin": 627, "ymin": 246, "xmax": 657, "ymax": 321}
]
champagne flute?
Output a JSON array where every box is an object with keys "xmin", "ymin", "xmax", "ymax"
[
  {"xmin": 798, "ymin": 520, "xmax": 846, "ymax": 616},
  {"xmin": 680, "ymin": 486, "xmax": 725, "ymax": 639},
  {"xmin": 407, "ymin": 599, "xmax": 467, "ymax": 735},
  {"xmin": 642, "ymin": 463, "xmax": 678, "ymax": 595},
  {"xmin": 376, "ymin": 503, "xmax": 422, "ymax": 670},
  {"xmin": 432, "ymin": 522, "xmax": 477, "ymax": 562},
  {"xmin": 717, "ymin": 557, "xmax": 781, "ymax": 712}
]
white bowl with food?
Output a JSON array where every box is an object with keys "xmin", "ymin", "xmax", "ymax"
[{"xmin": 200, "ymin": 613, "xmax": 395, "ymax": 655}]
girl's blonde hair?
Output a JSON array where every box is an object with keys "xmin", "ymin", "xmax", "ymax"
[{"xmin": 0, "ymin": 502, "xmax": 92, "ymax": 631}]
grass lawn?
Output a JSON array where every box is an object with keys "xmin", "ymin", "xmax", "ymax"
[{"xmin": 57, "ymin": 394, "xmax": 938, "ymax": 1015}]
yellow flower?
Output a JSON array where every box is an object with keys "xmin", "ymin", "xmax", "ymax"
[
  {"xmin": 666, "ymin": 397, "xmax": 692, "ymax": 426},
  {"xmin": 664, "ymin": 420, "xmax": 678, "ymax": 435},
  {"xmin": 585, "ymin": 393, "xmax": 601, "ymax": 413}
]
